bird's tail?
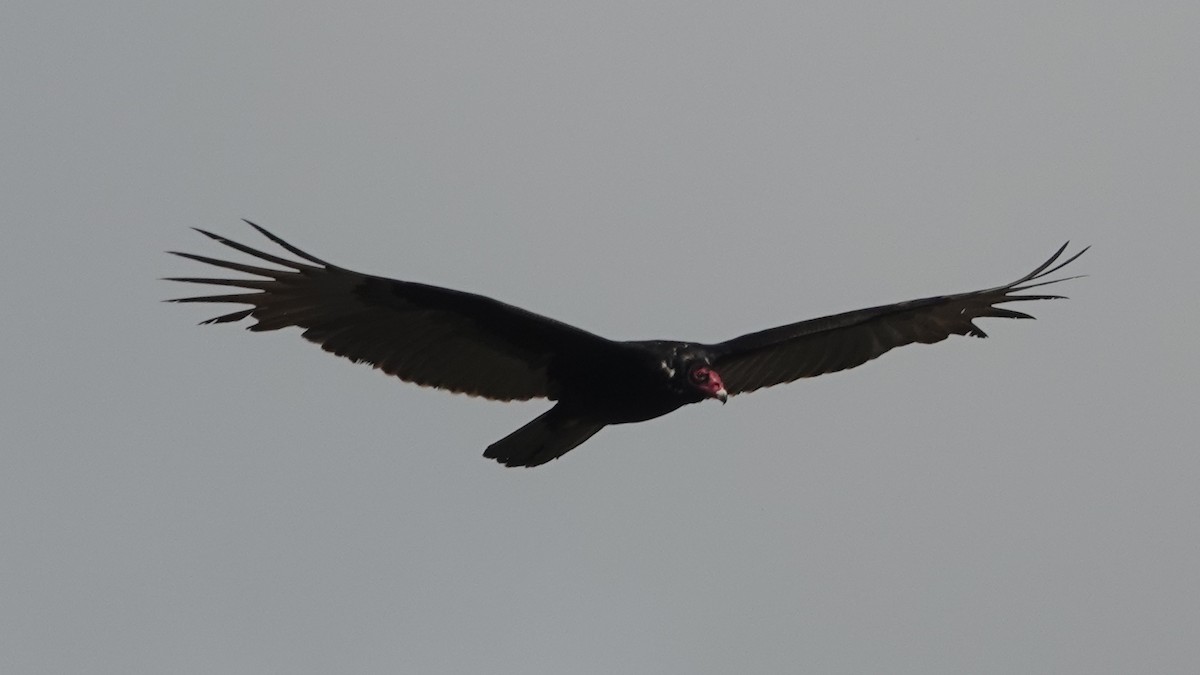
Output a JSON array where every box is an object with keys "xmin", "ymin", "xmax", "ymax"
[{"xmin": 484, "ymin": 406, "xmax": 605, "ymax": 468}]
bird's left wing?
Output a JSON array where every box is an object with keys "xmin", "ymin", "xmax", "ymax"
[
  {"xmin": 167, "ymin": 222, "xmax": 621, "ymax": 401},
  {"xmin": 707, "ymin": 244, "xmax": 1087, "ymax": 396}
]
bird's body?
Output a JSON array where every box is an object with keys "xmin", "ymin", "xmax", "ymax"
[{"xmin": 169, "ymin": 223, "xmax": 1085, "ymax": 467}]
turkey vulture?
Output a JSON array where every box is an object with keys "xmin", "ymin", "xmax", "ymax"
[{"xmin": 168, "ymin": 223, "xmax": 1085, "ymax": 467}]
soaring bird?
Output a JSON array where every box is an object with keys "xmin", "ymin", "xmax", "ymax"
[{"xmin": 168, "ymin": 223, "xmax": 1085, "ymax": 467}]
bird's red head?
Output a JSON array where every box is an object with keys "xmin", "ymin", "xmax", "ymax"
[{"xmin": 689, "ymin": 365, "xmax": 728, "ymax": 404}]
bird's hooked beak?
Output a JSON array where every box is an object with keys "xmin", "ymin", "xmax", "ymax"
[{"xmin": 715, "ymin": 387, "xmax": 728, "ymax": 404}]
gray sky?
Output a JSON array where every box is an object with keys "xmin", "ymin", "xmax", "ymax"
[{"xmin": 3, "ymin": 2, "xmax": 1198, "ymax": 673}]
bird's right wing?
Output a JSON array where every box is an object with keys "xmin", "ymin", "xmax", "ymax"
[
  {"xmin": 167, "ymin": 222, "xmax": 623, "ymax": 401},
  {"xmin": 707, "ymin": 243, "xmax": 1087, "ymax": 396}
]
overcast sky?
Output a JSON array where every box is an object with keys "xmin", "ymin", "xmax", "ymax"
[{"xmin": 3, "ymin": 3, "xmax": 1198, "ymax": 674}]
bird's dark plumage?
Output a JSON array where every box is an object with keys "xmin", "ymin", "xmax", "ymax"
[{"xmin": 168, "ymin": 222, "xmax": 1085, "ymax": 467}]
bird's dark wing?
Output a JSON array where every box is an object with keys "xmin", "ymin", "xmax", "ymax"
[
  {"xmin": 708, "ymin": 244, "xmax": 1087, "ymax": 396},
  {"xmin": 166, "ymin": 222, "xmax": 624, "ymax": 401}
]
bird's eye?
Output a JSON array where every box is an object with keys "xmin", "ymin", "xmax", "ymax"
[{"xmin": 692, "ymin": 369, "xmax": 709, "ymax": 383}]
